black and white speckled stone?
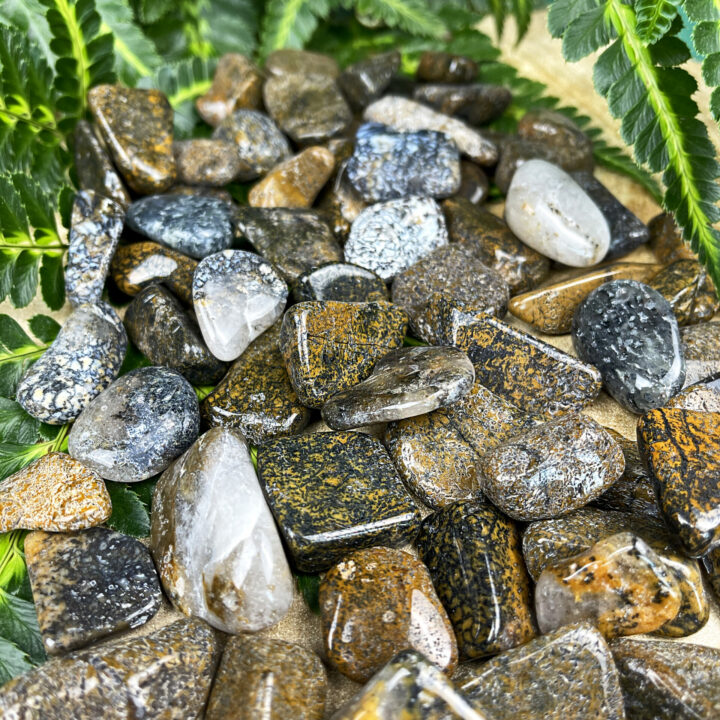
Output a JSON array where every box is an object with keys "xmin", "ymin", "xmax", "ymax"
[
  {"xmin": 293, "ymin": 263, "xmax": 388, "ymax": 303},
  {"xmin": 346, "ymin": 123, "xmax": 460, "ymax": 203},
  {"xmin": 125, "ymin": 193, "xmax": 234, "ymax": 259},
  {"xmin": 68, "ymin": 366, "xmax": 200, "ymax": 483},
  {"xmin": 65, "ymin": 190, "xmax": 124, "ymax": 306},
  {"xmin": 338, "ymin": 51, "xmax": 400, "ymax": 109},
  {"xmin": 16, "ymin": 302, "xmax": 126, "ymax": 425},
  {"xmin": 572, "ymin": 280, "xmax": 686, "ymax": 413},
  {"xmin": 345, "ymin": 196, "xmax": 448, "ymax": 281}
]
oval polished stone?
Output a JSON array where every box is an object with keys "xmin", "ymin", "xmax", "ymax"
[
  {"xmin": 505, "ymin": 159, "xmax": 610, "ymax": 266},
  {"xmin": 16, "ymin": 302, "xmax": 127, "ymax": 424},
  {"xmin": 416, "ymin": 51, "xmax": 477, "ymax": 83},
  {"xmin": 338, "ymin": 51, "xmax": 400, "ymax": 108},
  {"xmin": 456, "ymin": 161, "xmax": 489, "ymax": 204},
  {"xmin": 68, "ymin": 366, "xmax": 200, "ymax": 483},
  {"xmin": 681, "ymin": 322, "xmax": 720, "ymax": 385},
  {"xmin": 572, "ymin": 280, "xmax": 686, "ymax": 413},
  {"xmin": 413, "ymin": 83, "xmax": 512, "ymax": 126},
  {"xmin": 415, "ymin": 500, "xmax": 536, "ymax": 660},
  {"xmin": 173, "ymin": 139, "xmax": 242, "ymax": 186},
  {"xmin": 265, "ymin": 49, "xmax": 340, "ymax": 78},
  {"xmin": 319, "ymin": 547, "xmax": 457, "ymax": 682},
  {"xmin": 293, "ymin": 263, "xmax": 388, "ymax": 303}
]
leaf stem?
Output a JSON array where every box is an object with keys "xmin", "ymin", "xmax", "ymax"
[
  {"xmin": 54, "ymin": 0, "xmax": 91, "ymax": 116},
  {"xmin": 49, "ymin": 425, "xmax": 69, "ymax": 454}
]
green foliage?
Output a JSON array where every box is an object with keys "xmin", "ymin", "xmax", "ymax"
[
  {"xmin": 684, "ymin": 0, "xmax": 720, "ymax": 120},
  {"xmin": 635, "ymin": 0, "xmax": 680, "ymax": 44},
  {"xmin": 259, "ymin": 0, "xmax": 336, "ymax": 59},
  {"xmin": 295, "ymin": 572, "xmax": 321, "ymax": 614},
  {"xmin": 105, "ymin": 482, "xmax": 151, "ymax": 536}
]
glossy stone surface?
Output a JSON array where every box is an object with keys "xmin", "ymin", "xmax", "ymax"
[
  {"xmin": 322, "ymin": 346, "xmax": 475, "ymax": 430},
  {"xmin": 338, "ymin": 51, "xmax": 400, "ymax": 108},
  {"xmin": 0, "ymin": 618, "xmax": 219, "ymax": 719},
  {"xmin": 346, "ymin": 123, "xmax": 460, "ymax": 203},
  {"xmin": 257, "ymin": 431, "xmax": 420, "ymax": 572},
  {"xmin": 124, "ymin": 285, "xmax": 226, "ymax": 385},
  {"xmin": 345, "ymin": 196, "xmax": 449, "ymax": 281},
  {"xmin": 703, "ymin": 547, "xmax": 720, "ymax": 600},
  {"xmin": 16, "ymin": 302, "xmax": 126, "ymax": 424},
  {"xmin": 416, "ymin": 500, "xmax": 536, "ymax": 660},
  {"xmin": 68, "ymin": 366, "xmax": 200, "ymax": 483},
  {"xmin": 681, "ymin": 322, "xmax": 720, "ymax": 385},
  {"xmin": 294, "ymin": 263, "xmax": 388, "ymax": 303},
  {"xmin": 126, "ymin": 193, "xmax": 233, "ymax": 259},
  {"xmin": 151, "ymin": 428, "xmax": 293, "ymax": 633},
  {"xmin": 480, "ymin": 413, "xmax": 624, "ymax": 521},
  {"xmin": 494, "ymin": 135, "xmax": 573, "ymax": 193},
  {"xmin": 0, "ymin": 453, "xmax": 111, "ymax": 533},
  {"xmin": 317, "ymin": 163, "xmax": 368, "ymax": 240},
  {"xmin": 649, "ymin": 212, "xmax": 695, "ymax": 265},
  {"xmin": 249, "ymin": 146, "xmax": 335, "ymax": 208},
  {"xmin": 413, "ymin": 83, "xmax": 512, "ymax": 126},
  {"xmin": 572, "ymin": 280, "xmax": 686, "ymax": 413},
  {"xmin": 319, "ymin": 547, "xmax": 457, "ymax": 682},
  {"xmin": 88, "ymin": 84, "xmax": 176, "ymax": 194},
  {"xmin": 667, "ymin": 382, "xmax": 720, "ymax": 412},
  {"xmin": 505, "ymin": 159, "xmax": 610, "ymax": 267},
  {"xmin": 206, "ymin": 635, "xmax": 327, "ymax": 720},
  {"xmin": 416, "ymin": 51, "xmax": 477, "ymax": 83},
  {"xmin": 265, "ymin": 49, "xmax": 339, "ymax": 78},
  {"xmin": 457, "ymin": 161, "xmax": 489, "ymax": 204},
  {"xmin": 26, "ymin": 528, "xmax": 161, "ymax": 655},
  {"xmin": 192, "ymin": 249, "xmax": 288, "ymax": 362},
  {"xmin": 456, "ymin": 623, "xmax": 625, "ymax": 720},
  {"xmin": 173, "ymin": 139, "xmax": 242, "ymax": 186}
]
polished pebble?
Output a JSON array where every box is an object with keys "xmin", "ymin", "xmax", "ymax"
[
  {"xmin": 173, "ymin": 139, "xmax": 242, "ymax": 186},
  {"xmin": 338, "ymin": 51, "xmax": 400, "ymax": 108},
  {"xmin": 666, "ymin": 381, "xmax": 720, "ymax": 412},
  {"xmin": 681, "ymin": 322, "xmax": 720, "ymax": 385},
  {"xmin": 456, "ymin": 161, "xmax": 489, "ymax": 204},
  {"xmin": 416, "ymin": 51, "xmax": 477, "ymax": 83},
  {"xmin": 703, "ymin": 546, "xmax": 720, "ymax": 600},
  {"xmin": 413, "ymin": 83, "xmax": 512, "ymax": 126},
  {"xmin": 266, "ymin": 48, "xmax": 339, "ymax": 78},
  {"xmin": 293, "ymin": 262, "xmax": 388, "ymax": 303},
  {"xmin": 316, "ymin": 163, "xmax": 367, "ymax": 240},
  {"xmin": 649, "ymin": 212, "xmax": 696, "ymax": 264},
  {"xmin": 494, "ymin": 135, "xmax": 575, "ymax": 193}
]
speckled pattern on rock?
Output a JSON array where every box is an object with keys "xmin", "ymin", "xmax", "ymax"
[
  {"xmin": 173, "ymin": 139, "xmax": 242, "ymax": 186},
  {"xmin": 338, "ymin": 51, "xmax": 400, "ymax": 108},
  {"xmin": 412, "ymin": 83, "xmax": 512, "ymax": 126},
  {"xmin": 416, "ymin": 51, "xmax": 478, "ymax": 83},
  {"xmin": 666, "ymin": 381, "xmax": 720, "ymax": 412},
  {"xmin": 257, "ymin": 431, "xmax": 421, "ymax": 572},
  {"xmin": 680, "ymin": 322, "xmax": 720, "ymax": 385},
  {"xmin": 293, "ymin": 263, "xmax": 388, "ymax": 303}
]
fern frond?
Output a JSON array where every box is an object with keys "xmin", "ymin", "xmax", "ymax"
[
  {"xmin": 354, "ymin": 0, "xmax": 446, "ymax": 38},
  {"xmin": 635, "ymin": 0, "xmax": 680, "ymax": 44},
  {"xmin": 0, "ymin": 0, "xmax": 55, "ymax": 62},
  {"xmin": 683, "ymin": 0, "xmax": 720, "ymax": 121},
  {"xmin": 200, "ymin": 0, "xmax": 259, "ymax": 57},
  {"xmin": 259, "ymin": 0, "xmax": 335, "ymax": 59}
]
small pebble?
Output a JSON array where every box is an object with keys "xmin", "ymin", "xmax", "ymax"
[
  {"xmin": 173, "ymin": 138, "xmax": 243, "ymax": 186},
  {"xmin": 293, "ymin": 262, "xmax": 388, "ymax": 303},
  {"xmin": 413, "ymin": 83, "xmax": 512, "ymax": 125},
  {"xmin": 416, "ymin": 51, "xmax": 477, "ymax": 83},
  {"xmin": 456, "ymin": 161, "xmax": 489, "ymax": 204},
  {"xmin": 649, "ymin": 212, "xmax": 695, "ymax": 264},
  {"xmin": 681, "ymin": 321, "xmax": 720, "ymax": 385},
  {"xmin": 338, "ymin": 51, "xmax": 400, "ymax": 108},
  {"xmin": 265, "ymin": 49, "xmax": 339, "ymax": 78}
]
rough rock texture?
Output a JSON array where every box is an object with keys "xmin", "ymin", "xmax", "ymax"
[
  {"xmin": 413, "ymin": 83, "xmax": 512, "ymax": 126},
  {"xmin": 681, "ymin": 322, "xmax": 720, "ymax": 385},
  {"xmin": 173, "ymin": 139, "xmax": 242, "ymax": 186},
  {"xmin": 338, "ymin": 51, "xmax": 400, "ymax": 108},
  {"xmin": 293, "ymin": 263, "xmax": 388, "ymax": 303}
]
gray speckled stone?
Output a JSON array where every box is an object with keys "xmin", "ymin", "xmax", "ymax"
[
  {"xmin": 294, "ymin": 263, "xmax": 388, "ymax": 303},
  {"xmin": 16, "ymin": 302, "xmax": 126, "ymax": 425},
  {"xmin": 572, "ymin": 279, "xmax": 686, "ymax": 413},
  {"xmin": 346, "ymin": 123, "xmax": 460, "ymax": 203},
  {"xmin": 126, "ymin": 194, "xmax": 233, "ymax": 259},
  {"xmin": 68, "ymin": 366, "xmax": 200, "ymax": 483}
]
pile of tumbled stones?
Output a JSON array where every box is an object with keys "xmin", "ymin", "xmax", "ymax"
[{"xmin": 2, "ymin": 46, "xmax": 720, "ymax": 718}]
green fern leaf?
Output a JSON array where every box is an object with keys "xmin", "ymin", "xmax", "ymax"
[
  {"xmin": 201, "ymin": 0, "xmax": 259, "ymax": 57},
  {"xmin": 635, "ymin": 0, "xmax": 680, "ymax": 44},
  {"xmin": 259, "ymin": 0, "xmax": 335, "ymax": 59},
  {"xmin": 562, "ymin": 3, "xmax": 613, "ymax": 62},
  {"xmin": 684, "ymin": 1, "xmax": 720, "ymax": 122},
  {"xmin": 548, "ymin": 0, "xmax": 596, "ymax": 38},
  {"xmin": 0, "ymin": 0, "xmax": 55, "ymax": 63},
  {"xmin": 354, "ymin": 0, "xmax": 446, "ymax": 38}
]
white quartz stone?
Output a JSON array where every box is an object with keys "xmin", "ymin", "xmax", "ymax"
[{"xmin": 504, "ymin": 159, "xmax": 611, "ymax": 267}]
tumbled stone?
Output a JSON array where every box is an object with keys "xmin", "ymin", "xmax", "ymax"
[
  {"xmin": 124, "ymin": 285, "xmax": 227, "ymax": 385},
  {"xmin": 206, "ymin": 635, "xmax": 326, "ymax": 720},
  {"xmin": 505, "ymin": 159, "xmax": 610, "ymax": 266},
  {"xmin": 236, "ymin": 207, "xmax": 343, "ymax": 282},
  {"xmin": 258, "ymin": 432, "xmax": 420, "ymax": 571},
  {"xmin": 167, "ymin": 184, "xmax": 234, "ymax": 203},
  {"xmin": 413, "ymin": 83, "xmax": 512, "ymax": 126},
  {"xmin": 320, "ymin": 547, "xmax": 457, "ymax": 682},
  {"xmin": 125, "ymin": 193, "xmax": 233, "ymax": 259},
  {"xmin": 88, "ymin": 84, "xmax": 175, "ymax": 194},
  {"xmin": 648, "ymin": 212, "xmax": 695, "ymax": 264},
  {"xmin": 16, "ymin": 302, "xmax": 126, "ymax": 424},
  {"xmin": 265, "ymin": 49, "xmax": 339, "ymax": 78},
  {"xmin": 494, "ymin": 135, "xmax": 571, "ymax": 193},
  {"xmin": 703, "ymin": 546, "xmax": 720, "ymax": 600},
  {"xmin": 573, "ymin": 280, "xmax": 686, "ymax": 412},
  {"xmin": 536, "ymin": 531, "xmax": 682, "ymax": 638},
  {"xmin": 0, "ymin": 618, "xmax": 219, "ymax": 719},
  {"xmin": 346, "ymin": 196, "xmax": 448, "ymax": 281},
  {"xmin": 456, "ymin": 161, "xmax": 489, "ymax": 204},
  {"xmin": 322, "ymin": 346, "xmax": 475, "ymax": 429},
  {"xmin": 151, "ymin": 428, "xmax": 292, "ymax": 632},
  {"xmin": 110, "ymin": 241, "xmax": 197, "ymax": 303},
  {"xmin": 0, "ymin": 453, "xmax": 111, "ymax": 533},
  {"xmin": 26, "ymin": 527, "xmax": 162, "ymax": 655},
  {"xmin": 280, "ymin": 300, "xmax": 407, "ymax": 408},
  {"xmin": 456, "ymin": 623, "xmax": 625, "ymax": 720},
  {"xmin": 212, "ymin": 109, "xmax": 291, "ymax": 180},
  {"xmin": 346, "ymin": 123, "xmax": 460, "ymax": 203},
  {"xmin": 441, "ymin": 197, "xmax": 550, "ymax": 294},
  {"xmin": 173, "ymin": 139, "xmax": 242, "ymax": 186},
  {"xmin": 196, "ymin": 53, "xmax": 263, "ymax": 126},
  {"xmin": 68, "ymin": 366, "xmax": 200, "ymax": 483},
  {"xmin": 249, "ymin": 146, "xmax": 335, "ymax": 207},
  {"xmin": 73, "ymin": 120, "xmax": 130, "ymax": 208},
  {"xmin": 294, "ymin": 262, "xmax": 388, "ymax": 303},
  {"xmin": 667, "ymin": 381, "xmax": 720, "ymax": 412},
  {"xmin": 681, "ymin": 322, "xmax": 720, "ymax": 385},
  {"xmin": 339, "ymin": 51, "xmax": 400, "ymax": 108},
  {"xmin": 365, "ymin": 96, "xmax": 498, "ymax": 165},
  {"xmin": 193, "ymin": 249, "xmax": 287, "ymax": 362},
  {"xmin": 316, "ymin": 162, "xmax": 367, "ymax": 239},
  {"xmin": 509, "ymin": 262, "xmax": 662, "ymax": 334},
  {"xmin": 416, "ymin": 51, "xmax": 477, "ymax": 83}
]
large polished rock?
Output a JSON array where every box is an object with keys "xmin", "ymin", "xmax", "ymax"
[{"xmin": 413, "ymin": 83, "xmax": 512, "ymax": 126}]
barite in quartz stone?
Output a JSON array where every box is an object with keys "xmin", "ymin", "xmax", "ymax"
[
  {"xmin": 338, "ymin": 51, "xmax": 400, "ymax": 108},
  {"xmin": 151, "ymin": 428, "xmax": 293, "ymax": 633},
  {"xmin": 173, "ymin": 139, "xmax": 242, "ymax": 186},
  {"xmin": 293, "ymin": 262, "xmax": 388, "ymax": 303},
  {"xmin": 125, "ymin": 193, "xmax": 234, "ymax": 259},
  {"xmin": 212, "ymin": 109, "xmax": 291, "ymax": 181},
  {"xmin": 572, "ymin": 279, "xmax": 686, "ymax": 413},
  {"xmin": 505, "ymin": 159, "xmax": 611, "ymax": 266},
  {"xmin": 681, "ymin": 322, "xmax": 720, "ymax": 385},
  {"xmin": 88, "ymin": 84, "xmax": 176, "ymax": 194},
  {"xmin": 535, "ymin": 531, "xmax": 682, "ymax": 638},
  {"xmin": 206, "ymin": 635, "xmax": 327, "ymax": 720},
  {"xmin": 320, "ymin": 546, "xmax": 457, "ymax": 683},
  {"xmin": 0, "ymin": 618, "xmax": 219, "ymax": 720},
  {"xmin": 16, "ymin": 302, "xmax": 126, "ymax": 424},
  {"xmin": 667, "ymin": 381, "xmax": 720, "ymax": 412},
  {"xmin": 457, "ymin": 161, "xmax": 489, "ymax": 204},
  {"xmin": 110, "ymin": 241, "xmax": 197, "ymax": 304},
  {"xmin": 649, "ymin": 212, "xmax": 696, "ymax": 265},
  {"xmin": 413, "ymin": 83, "xmax": 512, "ymax": 126},
  {"xmin": 265, "ymin": 49, "xmax": 339, "ymax": 78},
  {"xmin": 124, "ymin": 285, "xmax": 227, "ymax": 385},
  {"xmin": 68, "ymin": 366, "xmax": 200, "ymax": 483},
  {"xmin": 416, "ymin": 51, "xmax": 478, "ymax": 83},
  {"xmin": 346, "ymin": 123, "xmax": 460, "ymax": 203},
  {"xmin": 235, "ymin": 207, "xmax": 343, "ymax": 282},
  {"xmin": 480, "ymin": 413, "xmax": 624, "ymax": 521},
  {"xmin": 249, "ymin": 146, "xmax": 335, "ymax": 208},
  {"xmin": 346, "ymin": 196, "xmax": 448, "ymax": 281},
  {"xmin": 364, "ymin": 96, "xmax": 498, "ymax": 165},
  {"xmin": 26, "ymin": 527, "xmax": 162, "ymax": 655},
  {"xmin": 65, "ymin": 190, "xmax": 124, "ymax": 306},
  {"xmin": 192, "ymin": 249, "xmax": 288, "ymax": 362},
  {"xmin": 0, "ymin": 453, "xmax": 111, "ymax": 533},
  {"xmin": 456, "ymin": 623, "xmax": 625, "ymax": 720},
  {"xmin": 280, "ymin": 300, "xmax": 407, "ymax": 408},
  {"xmin": 322, "ymin": 346, "xmax": 475, "ymax": 430}
]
